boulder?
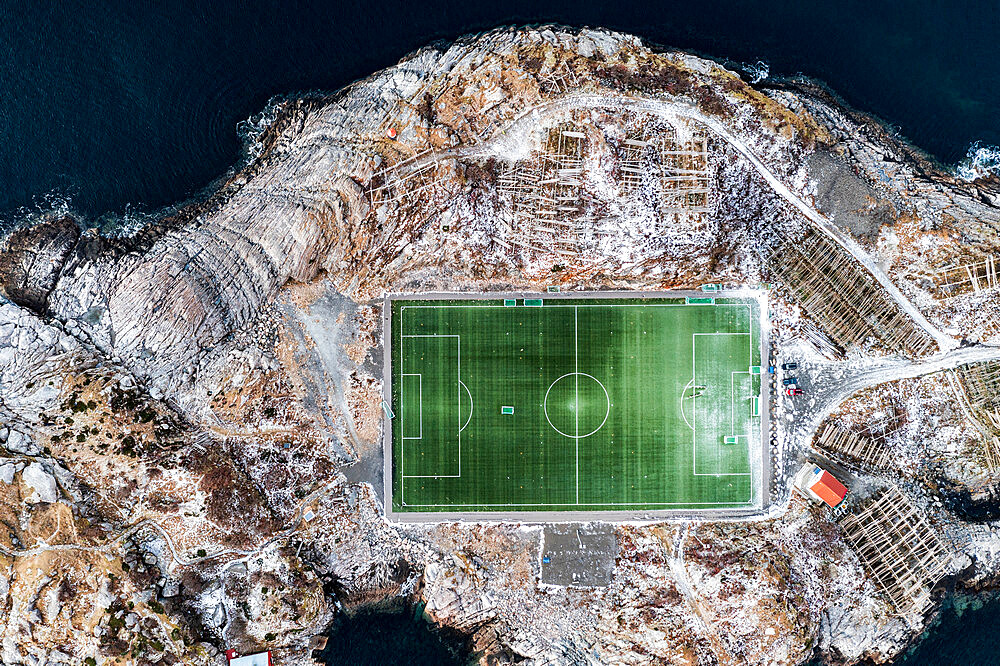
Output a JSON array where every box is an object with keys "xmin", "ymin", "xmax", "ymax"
[
  {"xmin": 5, "ymin": 430, "xmax": 39, "ymax": 455},
  {"xmin": 0, "ymin": 216, "xmax": 80, "ymax": 313},
  {"xmin": 22, "ymin": 463, "xmax": 58, "ymax": 504}
]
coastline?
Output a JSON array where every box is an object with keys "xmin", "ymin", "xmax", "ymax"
[
  {"xmin": 2, "ymin": 23, "xmax": 1000, "ymax": 665},
  {"xmin": 1, "ymin": 23, "xmax": 997, "ymax": 246}
]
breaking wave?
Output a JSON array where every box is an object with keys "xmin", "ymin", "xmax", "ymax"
[
  {"xmin": 95, "ymin": 205, "xmax": 162, "ymax": 238},
  {"xmin": 234, "ymin": 91, "xmax": 330, "ymax": 171},
  {"xmin": 956, "ymin": 141, "xmax": 1000, "ymax": 181},
  {"xmin": 235, "ymin": 95, "xmax": 294, "ymax": 170},
  {"xmin": 743, "ymin": 60, "xmax": 770, "ymax": 84},
  {"xmin": 0, "ymin": 188, "xmax": 78, "ymax": 238}
]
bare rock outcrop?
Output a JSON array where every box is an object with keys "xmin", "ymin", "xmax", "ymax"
[
  {"xmin": 0, "ymin": 216, "xmax": 79, "ymax": 312},
  {"xmin": 4, "ymin": 24, "xmax": 1000, "ymax": 666}
]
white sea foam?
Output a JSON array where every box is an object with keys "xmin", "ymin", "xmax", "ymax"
[
  {"xmin": 99, "ymin": 205, "xmax": 159, "ymax": 238},
  {"xmin": 235, "ymin": 95, "xmax": 295, "ymax": 168},
  {"xmin": 956, "ymin": 141, "xmax": 1000, "ymax": 182},
  {"xmin": 745, "ymin": 60, "xmax": 770, "ymax": 84},
  {"xmin": 0, "ymin": 188, "xmax": 78, "ymax": 238}
]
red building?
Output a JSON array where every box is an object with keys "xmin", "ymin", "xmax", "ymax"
[
  {"xmin": 225, "ymin": 649, "xmax": 272, "ymax": 666},
  {"xmin": 795, "ymin": 464, "xmax": 848, "ymax": 508}
]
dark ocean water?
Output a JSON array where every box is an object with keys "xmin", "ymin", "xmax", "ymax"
[
  {"xmin": 3, "ymin": 0, "xmax": 1000, "ymax": 662},
  {"xmin": 316, "ymin": 605, "xmax": 473, "ymax": 666},
  {"xmin": 2, "ymin": 0, "xmax": 1000, "ymax": 225},
  {"xmin": 894, "ymin": 592, "xmax": 1000, "ymax": 666}
]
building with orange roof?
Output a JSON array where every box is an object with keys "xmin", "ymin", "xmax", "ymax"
[{"xmin": 794, "ymin": 464, "xmax": 848, "ymax": 508}]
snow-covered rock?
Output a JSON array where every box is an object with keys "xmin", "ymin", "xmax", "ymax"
[{"xmin": 22, "ymin": 463, "xmax": 58, "ymax": 504}]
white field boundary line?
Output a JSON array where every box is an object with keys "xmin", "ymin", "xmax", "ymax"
[
  {"xmin": 692, "ymin": 332, "xmax": 753, "ymax": 480},
  {"xmin": 575, "ymin": 305, "xmax": 579, "ymax": 504},
  {"xmin": 403, "ymin": 500, "xmax": 756, "ymax": 507},
  {"xmin": 400, "ymin": 373, "xmax": 422, "ymax": 439},
  {"xmin": 399, "ymin": 304, "xmax": 750, "ymax": 309},
  {"xmin": 400, "ymin": 334, "xmax": 462, "ymax": 488},
  {"xmin": 399, "ymin": 301, "xmax": 759, "ymax": 507}
]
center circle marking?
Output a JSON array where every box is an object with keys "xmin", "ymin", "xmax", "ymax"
[{"xmin": 543, "ymin": 372, "xmax": 611, "ymax": 439}]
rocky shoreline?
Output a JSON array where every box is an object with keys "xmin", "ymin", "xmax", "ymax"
[{"xmin": 2, "ymin": 24, "xmax": 1000, "ymax": 665}]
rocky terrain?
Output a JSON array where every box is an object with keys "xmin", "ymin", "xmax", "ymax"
[{"xmin": 2, "ymin": 24, "xmax": 1000, "ymax": 665}]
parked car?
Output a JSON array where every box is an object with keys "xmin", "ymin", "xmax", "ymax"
[
  {"xmin": 782, "ymin": 362, "xmax": 798, "ymax": 370},
  {"xmin": 782, "ymin": 377, "xmax": 798, "ymax": 386},
  {"xmin": 786, "ymin": 387, "xmax": 803, "ymax": 396}
]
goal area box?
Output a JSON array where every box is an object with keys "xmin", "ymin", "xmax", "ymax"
[{"xmin": 382, "ymin": 290, "xmax": 768, "ymax": 521}]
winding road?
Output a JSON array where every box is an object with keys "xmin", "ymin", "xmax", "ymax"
[{"xmin": 392, "ymin": 91, "xmax": 951, "ymax": 351}]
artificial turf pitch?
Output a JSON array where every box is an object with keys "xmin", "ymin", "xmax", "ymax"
[{"xmin": 389, "ymin": 295, "xmax": 762, "ymax": 513}]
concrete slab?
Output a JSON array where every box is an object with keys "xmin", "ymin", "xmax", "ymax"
[{"xmin": 540, "ymin": 523, "xmax": 618, "ymax": 587}]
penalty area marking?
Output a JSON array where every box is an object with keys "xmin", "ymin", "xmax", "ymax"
[
  {"xmin": 691, "ymin": 332, "xmax": 754, "ymax": 478},
  {"xmin": 400, "ymin": 333, "xmax": 462, "ymax": 483}
]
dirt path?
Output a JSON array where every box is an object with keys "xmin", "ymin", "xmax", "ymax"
[
  {"xmin": 784, "ymin": 344, "xmax": 1000, "ymax": 467},
  {"xmin": 664, "ymin": 525, "xmax": 738, "ymax": 665},
  {"xmin": 390, "ymin": 91, "xmax": 952, "ymax": 353}
]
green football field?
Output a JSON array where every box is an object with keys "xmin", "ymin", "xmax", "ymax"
[{"xmin": 388, "ymin": 295, "xmax": 762, "ymax": 513}]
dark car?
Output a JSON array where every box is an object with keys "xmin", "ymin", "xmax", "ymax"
[
  {"xmin": 782, "ymin": 362, "xmax": 798, "ymax": 370},
  {"xmin": 782, "ymin": 377, "xmax": 798, "ymax": 386},
  {"xmin": 786, "ymin": 387, "xmax": 803, "ymax": 396}
]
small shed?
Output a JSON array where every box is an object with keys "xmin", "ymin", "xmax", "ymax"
[
  {"xmin": 795, "ymin": 464, "xmax": 848, "ymax": 508},
  {"xmin": 225, "ymin": 650, "xmax": 272, "ymax": 666}
]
